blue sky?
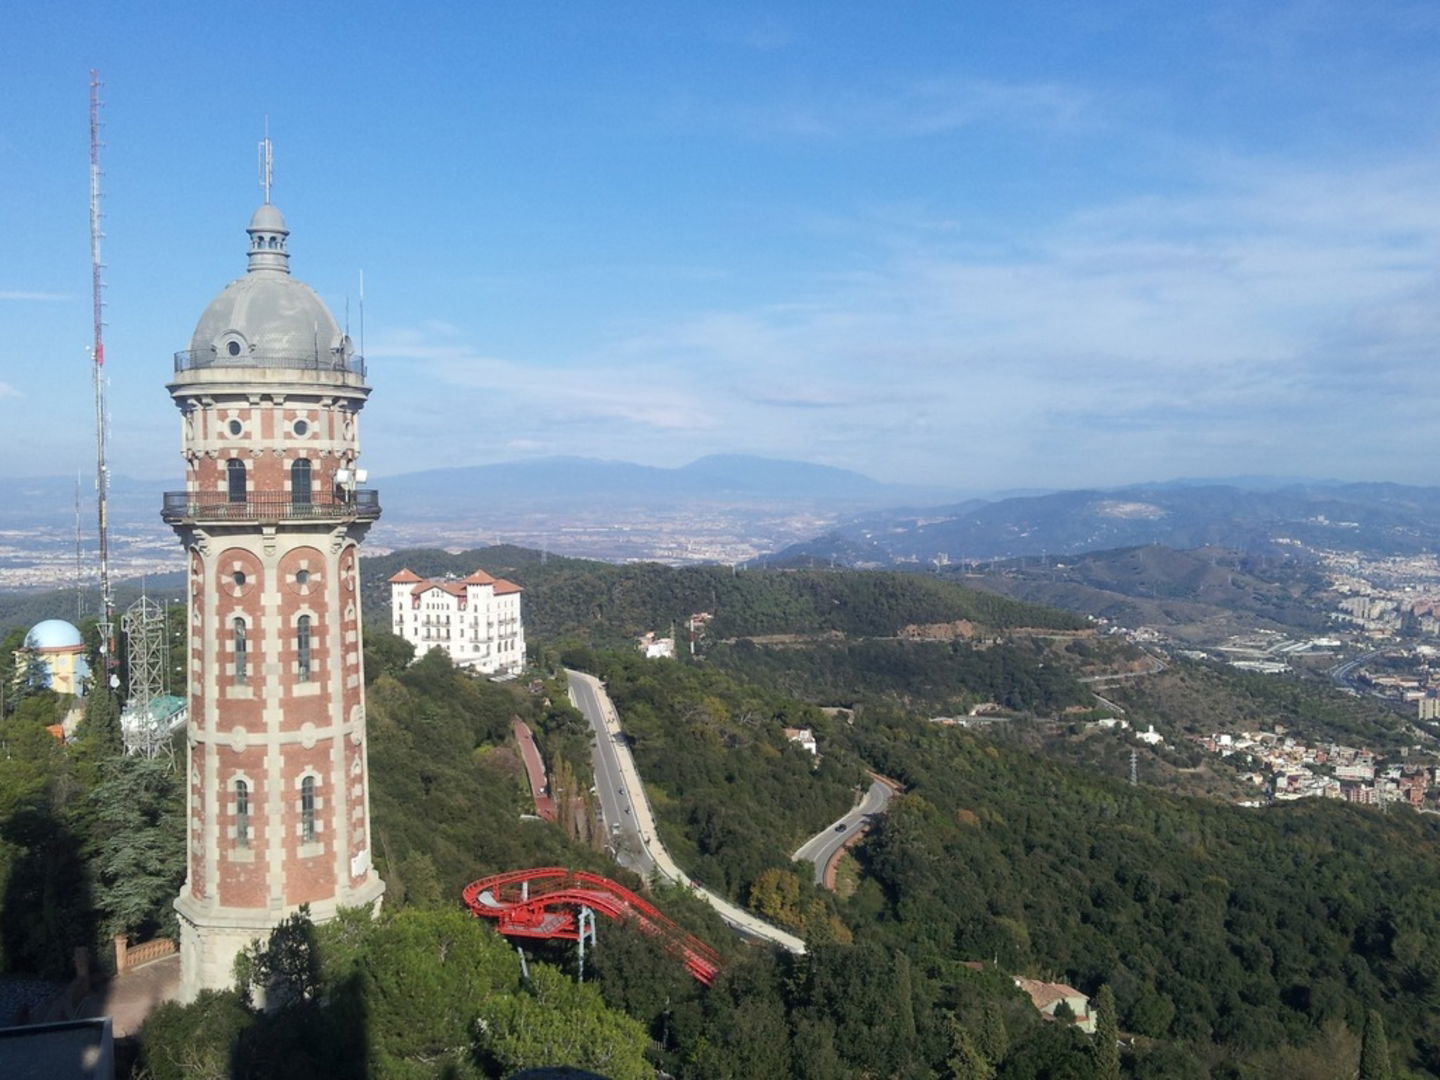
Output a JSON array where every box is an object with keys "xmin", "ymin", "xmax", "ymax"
[{"xmin": 4, "ymin": 1, "xmax": 1440, "ymax": 490}]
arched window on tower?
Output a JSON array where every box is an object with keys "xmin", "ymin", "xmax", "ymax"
[
  {"xmin": 291, "ymin": 459, "xmax": 312, "ymax": 508},
  {"xmin": 297, "ymin": 615, "xmax": 312, "ymax": 681},
  {"xmin": 227, "ymin": 459, "xmax": 246, "ymax": 504},
  {"xmin": 301, "ymin": 777, "xmax": 316, "ymax": 842},
  {"xmin": 235, "ymin": 779, "xmax": 250, "ymax": 848},
  {"xmin": 233, "ymin": 617, "xmax": 248, "ymax": 685}
]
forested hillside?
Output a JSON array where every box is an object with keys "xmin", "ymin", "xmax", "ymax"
[
  {"xmin": 7, "ymin": 543, "xmax": 1433, "ymax": 1076},
  {"xmin": 363, "ymin": 545, "xmax": 1087, "ymax": 643}
]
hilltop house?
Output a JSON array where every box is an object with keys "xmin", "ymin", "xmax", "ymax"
[{"xmin": 389, "ymin": 568, "xmax": 525, "ymax": 676}]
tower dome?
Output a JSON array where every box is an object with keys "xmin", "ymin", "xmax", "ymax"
[
  {"xmin": 25, "ymin": 619, "xmax": 84, "ymax": 650},
  {"xmin": 182, "ymin": 203, "xmax": 353, "ymax": 372}
]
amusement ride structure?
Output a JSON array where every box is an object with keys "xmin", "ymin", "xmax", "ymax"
[{"xmin": 463, "ymin": 867, "xmax": 722, "ymax": 985}]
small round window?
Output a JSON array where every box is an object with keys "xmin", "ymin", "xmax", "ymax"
[
  {"xmin": 295, "ymin": 569, "xmax": 310, "ymax": 585},
  {"xmin": 233, "ymin": 571, "xmax": 247, "ymax": 587},
  {"xmin": 227, "ymin": 341, "xmax": 242, "ymax": 357},
  {"xmin": 228, "ymin": 419, "xmax": 243, "ymax": 436},
  {"xmin": 293, "ymin": 420, "xmax": 309, "ymax": 436}
]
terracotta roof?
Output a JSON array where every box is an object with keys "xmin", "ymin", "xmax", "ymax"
[
  {"xmin": 463, "ymin": 569, "xmax": 496, "ymax": 585},
  {"xmin": 441, "ymin": 582, "xmax": 468, "ymax": 597},
  {"xmin": 1014, "ymin": 977, "xmax": 1087, "ymax": 1012},
  {"xmin": 388, "ymin": 569, "xmax": 423, "ymax": 584},
  {"xmin": 494, "ymin": 579, "xmax": 523, "ymax": 595}
]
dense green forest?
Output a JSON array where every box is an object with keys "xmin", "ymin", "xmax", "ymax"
[
  {"xmin": 362, "ymin": 545, "xmax": 1088, "ymax": 643},
  {"xmin": 552, "ymin": 648, "xmax": 1440, "ymax": 1077},
  {"xmin": 707, "ymin": 636, "xmax": 1092, "ymax": 713}
]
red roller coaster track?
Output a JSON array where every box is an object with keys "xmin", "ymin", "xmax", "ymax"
[{"xmin": 462, "ymin": 867, "xmax": 722, "ymax": 985}]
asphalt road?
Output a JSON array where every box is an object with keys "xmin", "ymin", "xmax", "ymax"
[
  {"xmin": 791, "ymin": 779, "xmax": 895, "ymax": 885},
  {"xmin": 568, "ymin": 670, "xmax": 655, "ymax": 876},
  {"xmin": 566, "ymin": 668, "xmax": 807, "ymax": 954}
]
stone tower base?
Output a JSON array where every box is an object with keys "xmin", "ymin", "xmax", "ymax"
[{"xmin": 174, "ymin": 878, "xmax": 384, "ymax": 1003}]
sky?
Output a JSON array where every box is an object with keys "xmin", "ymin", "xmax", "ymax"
[{"xmin": 4, "ymin": 1, "xmax": 1440, "ymax": 491}]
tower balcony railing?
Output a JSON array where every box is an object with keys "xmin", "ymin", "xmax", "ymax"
[
  {"xmin": 161, "ymin": 490, "xmax": 380, "ymax": 525},
  {"xmin": 173, "ymin": 348, "xmax": 366, "ymax": 379}
]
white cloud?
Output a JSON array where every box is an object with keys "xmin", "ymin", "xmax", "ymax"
[
  {"xmin": 0, "ymin": 291, "xmax": 69, "ymax": 302},
  {"xmin": 0, "ymin": 382, "xmax": 19, "ymax": 399},
  {"xmin": 368, "ymin": 145, "xmax": 1440, "ymax": 487},
  {"xmin": 672, "ymin": 77, "xmax": 1095, "ymax": 141}
]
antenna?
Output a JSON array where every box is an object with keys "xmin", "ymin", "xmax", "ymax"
[
  {"xmin": 258, "ymin": 117, "xmax": 273, "ymax": 203},
  {"xmin": 90, "ymin": 70, "xmax": 117, "ymax": 684},
  {"xmin": 74, "ymin": 473, "xmax": 83, "ymax": 618},
  {"xmin": 359, "ymin": 270, "xmax": 366, "ymax": 362}
]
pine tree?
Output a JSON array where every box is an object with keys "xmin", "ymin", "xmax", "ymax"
[
  {"xmin": 1359, "ymin": 1009, "xmax": 1392, "ymax": 1080},
  {"xmin": 90, "ymin": 755, "xmax": 186, "ymax": 939},
  {"xmin": 978, "ymin": 1000, "xmax": 1009, "ymax": 1065},
  {"xmin": 1093, "ymin": 984, "xmax": 1120, "ymax": 1080},
  {"xmin": 79, "ymin": 688, "xmax": 124, "ymax": 759},
  {"xmin": 893, "ymin": 950, "xmax": 917, "ymax": 1064},
  {"xmin": 945, "ymin": 1015, "xmax": 996, "ymax": 1080}
]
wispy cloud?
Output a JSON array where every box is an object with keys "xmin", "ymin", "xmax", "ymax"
[
  {"xmin": 0, "ymin": 382, "xmax": 20, "ymax": 399},
  {"xmin": 370, "ymin": 144, "xmax": 1440, "ymax": 486},
  {"xmin": 672, "ymin": 77, "xmax": 1094, "ymax": 141},
  {"xmin": 0, "ymin": 291, "xmax": 70, "ymax": 302}
]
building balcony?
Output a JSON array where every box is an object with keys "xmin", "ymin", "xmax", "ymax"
[
  {"xmin": 161, "ymin": 490, "xmax": 380, "ymax": 525},
  {"xmin": 173, "ymin": 347, "xmax": 366, "ymax": 379}
]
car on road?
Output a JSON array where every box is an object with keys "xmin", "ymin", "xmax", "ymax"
[{"xmin": 834, "ymin": 823, "xmax": 847, "ymax": 832}]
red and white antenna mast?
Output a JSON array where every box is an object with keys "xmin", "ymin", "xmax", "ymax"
[{"xmin": 90, "ymin": 69, "xmax": 116, "ymax": 682}]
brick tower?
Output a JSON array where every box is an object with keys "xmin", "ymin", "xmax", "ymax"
[{"xmin": 163, "ymin": 190, "xmax": 384, "ymax": 1001}]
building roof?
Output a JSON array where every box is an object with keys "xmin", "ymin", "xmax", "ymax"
[
  {"xmin": 388, "ymin": 569, "xmax": 423, "ymax": 584},
  {"xmin": 463, "ymin": 570, "xmax": 496, "ymax": 585},
  {"xmin": 494, "ymin": 579, "xmax": 523, "ymax": 595},
  {"xmin": 25, "ymin": 619, "xmax": 84, "ymax": 651},
  {"xmin": 1014, "ymin": 977, "xmax": 1088, "ymax": 1012},
  {"xmin": 186, "ymin": 202, "xmax": 353, "ymax": 370}
]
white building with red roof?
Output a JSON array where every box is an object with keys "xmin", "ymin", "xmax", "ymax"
[{"xmin": 388, "ymin": 568, "xmax": 525, "ymax": 676}]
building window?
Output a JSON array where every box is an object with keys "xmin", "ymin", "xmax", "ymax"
[
  {"xmin": 301, "ymin": 777, "xmax": 316, "ymax": 842},
  {"xmin": 235, "ymin": 780, "xmax": 250, "ymax": 848},
  {"xmin": 297, "ymin": 615, "xmax": 312, "ymax": 681},
  {"xmin": 227, "ymin": 459, "xmax": 246, "ymax": 503},
  {"xmin": 233, "ymin": 617, "xmax": 248, "ymax": 685},
  {"xmin": 292, "ymin": 459, "xmax": 312, "ymax": 507}
]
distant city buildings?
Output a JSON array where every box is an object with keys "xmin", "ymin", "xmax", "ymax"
[
  {"xmin": 389, "ymin": 568, "xmax": 526, "ymax": 676},
  {"xmin": 1188, "ymin": 728, "xmax": 1434, "ymax": 808}
]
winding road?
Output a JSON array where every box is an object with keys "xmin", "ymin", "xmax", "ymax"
[
  {"xmin": 791, "ymin": 778, "xmax": 895, "ymax": 886},
  {"xmin": 566, "ymin": 669, "xmax": 807, "ymax": 955}
]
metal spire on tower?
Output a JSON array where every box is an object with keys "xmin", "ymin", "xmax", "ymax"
[
  {"xmin": 258, "ymin": 118, "xmax": 273, "ymax": 204},
  {"xmin": 90, "ymin": 69, "xmax": 116, "ymax": 683}
]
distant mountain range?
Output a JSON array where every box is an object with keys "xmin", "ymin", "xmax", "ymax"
[
  {"xmin": 374, "ymin": 454, "xmax": 961, "ymax": 515},
  {"xmin": 0, "ymin": 455, "xmax": 963, "ymax": 534},
  {"xmin": 756, "ymin": 481, "xmax": 1440, "ymax": 566},
  {"xmin": 7, "ymin": 465, "xmax": 1440, "ymax": 573}
]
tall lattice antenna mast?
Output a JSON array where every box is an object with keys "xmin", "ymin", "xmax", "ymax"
[
  {"xmin": 90, "ymin": 69, "xmax": 116, "ymax": 684},
  {"xmin": 74, "ymin": 473, "xmax": 83, "ymax": 618}
]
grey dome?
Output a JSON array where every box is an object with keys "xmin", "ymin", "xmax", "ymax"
[
  {"xmin": 248, "ymin": 203, "xmax": 288, "ymax": 232},
  {"xmin": 186, "ymin": 203, "xmax": 352, "ymax": 369}
]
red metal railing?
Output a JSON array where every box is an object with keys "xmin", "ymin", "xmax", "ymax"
[{"xmin": 463, "ymin": 866, "xmax": 722, "ymax": 985}]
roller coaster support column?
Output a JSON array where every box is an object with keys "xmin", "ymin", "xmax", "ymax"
[{"xmin": 576, "ymin": 905, "xmax": 597, "ymax": 982}]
